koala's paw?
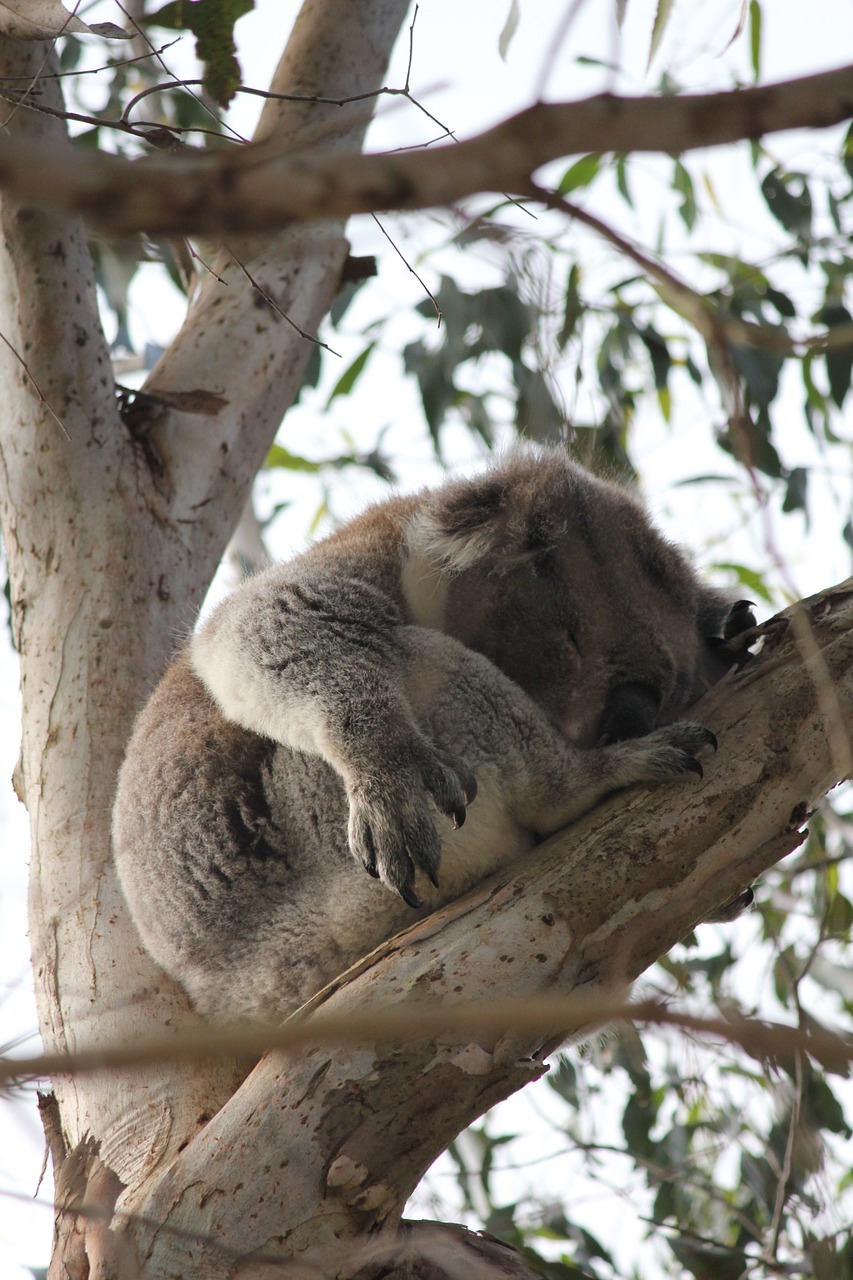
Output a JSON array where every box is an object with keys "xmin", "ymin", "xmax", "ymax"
[
  {"xmin": 347, "ymin": 744, "xmax": 477, "ymax": 908},
  {"xmin": 617, "ymin": 721, "xmax": 717, "ymax": 786}
]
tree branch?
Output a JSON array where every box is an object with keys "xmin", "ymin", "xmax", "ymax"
[
  {"xmin": 0, "ymin": 64, "xmax": 850, "ymax": 233},
  {"xmin": 114, "ymin": 579, "xmax": 853, "ymax": 1278},
  {"xmin": 138, "ymin": 0, "xmax": 413, "ymax": 578}
]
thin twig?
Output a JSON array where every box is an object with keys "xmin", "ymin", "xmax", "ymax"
[
  {"xmin": 0, "ymin": 331, "xmax": 70, "ymax": 438},
  {"xmin": 227, "ymin": 252, "xmax": 340, "ymax": 356},
  {"xmin": 371, "ymin": 213, "xmax": 441, "ymax": 322}
]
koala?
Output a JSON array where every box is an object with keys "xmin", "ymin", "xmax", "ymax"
[{"xmin": 112, "ymin": 446, "xmax": 753, "ymax": 1023}]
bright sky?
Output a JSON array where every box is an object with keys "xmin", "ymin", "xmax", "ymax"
[{"xmin": 1, "ymin": 2, "xmax": 852, "ymax": 1276}]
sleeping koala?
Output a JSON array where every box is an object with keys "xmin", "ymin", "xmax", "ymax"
[{"xmin": 112, "ymin": 446, "xmax": 752, "ymax": 1023}]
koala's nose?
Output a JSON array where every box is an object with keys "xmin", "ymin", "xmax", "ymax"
[{"xmin": 598, "ymin": 683, "xmax": 659, "ymax": 743}]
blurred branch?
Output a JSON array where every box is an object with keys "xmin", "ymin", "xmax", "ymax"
[{"xmin": 0, "ymin": 64, "xmax": 850, "ymax": 233}]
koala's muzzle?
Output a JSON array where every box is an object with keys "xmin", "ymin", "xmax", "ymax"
[{"xmin": 598, "ymin": 683, "xmax": 659, "ymax": 743}]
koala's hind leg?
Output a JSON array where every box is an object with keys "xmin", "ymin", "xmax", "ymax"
[{"xmin": 401, "ymin": 627, "xmax": 716, "ymax": 850}]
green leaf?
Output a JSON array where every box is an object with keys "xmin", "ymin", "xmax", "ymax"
[
  {"xmin": 843, "ymin": 517, "xmax": 853, "ymax": 551},
  {"xmin": 325, "ymin": 343, "xmax": 375, "ymax": 408},
  {"xmin": 817, "ymin": 303, "xmax": 853, "ymax": 408},
  {"xmin": 804, "ymin": 1067, "xmax": 852, "ymax": 1136},
  {"xmin": 149, "ymin": 0, "xmax": 253, "ymax": 106},
  {"xmin": 673, "ymin": 159, "xmax": 697, "ymax": 230},
  {"xmin": 513, "ymin": 362, "xmax": 565, "ymax": 443},
  {"xmin": 765, "ymin": 286, "xmax": 795, "ymax": 318},
  {"xmin": 782, "ymin": 466, "xmax": 808, "ymax": 516},
  {"xmin": 622, "ymin": 1089, "xmax": 657, "ymax": 1159},
  {"xmin": 615, "ymin": 154, "xmax": 633, "ymax": 207},
  {"xmin": 843, "ymin": 122, "xmax": 853, "ymax": 181},
  {"xmin": 710, "ymin": 562, "xmax": 774, "ymax": 604},
  {"xmin": 265, "ymin": 444, "xmax": 322, "ymax": 473},
  {"xmin": 557, "ymin": 153, "xmax": 602, "ymax": 195},
  {"xmin": 760, "ymin": 168, "xmax": 813, "ymax": 247},
  {"xmin": 638, "ymin": 324, "xmax": 672, "ymax": 390},
  {"xmin": 668, "ymin": 1238, "xmax": 749, "ymax": 1280},
  {"xmin": 498, "ymin": 0, "xmax": 519, "ymax": 60},
  {"xmin": 647, "ymin": 0, "xmax": 676, "ymax": 69},
  {"xmin": 557, "ymin": 264, "xmax": 583, "ymax": 349},
  {"xmin": 403, "ymin": 338, "xmax": 458, "ymax": 448},
  {"xmin": 749, "ymin": 0, "xmax": 762, "ymax": 81},
  {"xmin": 826, "ymin": 890, "xmax": 853, "ymax": 937},
  {"xmin": 731, "ymin": 344, "xmax": 784, "ymax": 410}
]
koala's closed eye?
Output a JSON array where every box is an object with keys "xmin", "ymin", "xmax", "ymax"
[{"xmin": 113, "ymin": 445, "xmax": 734, "ymax": 1024}]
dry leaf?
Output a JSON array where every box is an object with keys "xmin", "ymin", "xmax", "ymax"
[{"xmin": 0, "ymin": 1, "xmax": 130, "ymax": 40}]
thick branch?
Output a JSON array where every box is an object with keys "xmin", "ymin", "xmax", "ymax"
[
  {"xmin": 139, "ymin": 0, "xmax": 412, "ymax": 575},
  {"xmin": 0, "ymin": 0, "xmax": 411, "ymax": 1234},
  {"xmin": 119, "ymin": 581, "xmax": 853, "ymax": 1278},
  {"xmin": 0, "ymin": 34, "xmax": 245, "ymax": 1205},
  {"xmin": 0, "ymin": 64, "xmax": 850, "ymax": 233}
]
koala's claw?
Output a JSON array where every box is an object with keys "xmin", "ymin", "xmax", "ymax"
[
  {"xmin": 398, "ymin": 880, "xmax": 423, "ymax": 910},
  {"xmin": 612, "ymin": 721, "xmax": 717, "ymax": 790},
  {"xmin": 682, "ymin": 755, "xmax": 704, "ymax": 780},
  {"xmin": 346, "ymin": 741, "xmax": 475, "ymax": 907},
  {"xmin": 724, "ymin": 599, "xmax": 757, "ymax": 640}
]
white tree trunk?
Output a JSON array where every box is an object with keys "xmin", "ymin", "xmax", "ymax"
[{"xmin": 0, "ymin": 5, "xmax": 410, "ymax": 1275}]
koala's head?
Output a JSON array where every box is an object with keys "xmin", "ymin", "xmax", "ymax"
[{"xmin": 405, "ymin": 446, "xmax": 727, "ymax": 747}]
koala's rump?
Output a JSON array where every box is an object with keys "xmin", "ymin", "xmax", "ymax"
[
  {"xmin": 114, "ymin": 638, "xmax": 544, "ymax": 1020},
  {"xmin": 113, "ymin": 652, "xmax": 420, "ymax": 1018}
]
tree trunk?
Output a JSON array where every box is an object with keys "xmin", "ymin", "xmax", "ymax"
[{"xmin": 0, "ymin": 5, "xmax": 410, "ymax": 1277}]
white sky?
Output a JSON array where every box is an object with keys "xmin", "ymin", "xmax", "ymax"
[{"xmin": 1, "ymin": 2, "xmax": 852, "ymax": 1276}]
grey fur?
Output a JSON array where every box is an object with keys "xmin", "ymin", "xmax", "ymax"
[{"xmin": 113, "ymin": 447, "xmax": 748, "ymax": 1022}]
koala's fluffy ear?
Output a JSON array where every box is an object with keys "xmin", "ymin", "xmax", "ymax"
[{"xmin": 406, "ymin": 451, "xmax": 568, "ymax": 574}]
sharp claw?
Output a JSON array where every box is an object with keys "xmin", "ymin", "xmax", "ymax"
[
  {"xmin": 452, "ymin": 804, "xmax": 467, "ymax": 830},
  {"xmin": 464, "ymin": 776, "xmax": 478, "ymax": 804},
  {"xmin": 705, "ymin": 730, "xmax": 718, "ymax": 752},
  {"xmin": 685, "ymin": 756, "xmax": 704, "ymax": 779},
  {"xmin": 399, "ymin": 883, "xmax": 422, "ymax": 909},
  {"xmin": 427, "ymin": 865, "xmax": 440, "ymax": 889}
]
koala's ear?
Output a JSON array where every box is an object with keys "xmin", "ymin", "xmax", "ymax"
[{"xmin": 406, "ymin": 476, "xmax": 512, "ymax": 573}]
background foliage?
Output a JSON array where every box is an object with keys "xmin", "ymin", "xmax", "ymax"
[{"xmin": 2, "ymin": 2, "xmax": 853, "ymax": 1277}]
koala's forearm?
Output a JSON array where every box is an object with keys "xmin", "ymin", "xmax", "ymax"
[{"xmin": 191, "ymin": 565, "xmax": 412, "ymax": 771}]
